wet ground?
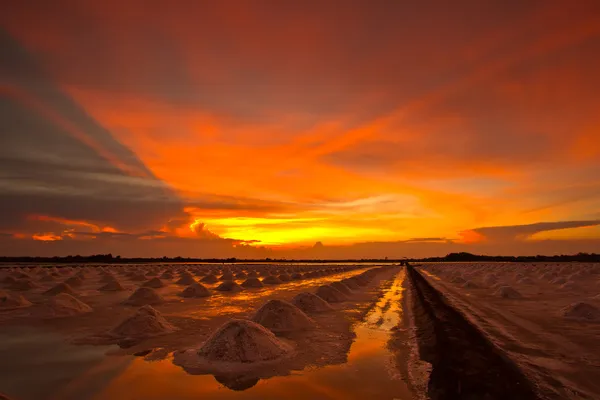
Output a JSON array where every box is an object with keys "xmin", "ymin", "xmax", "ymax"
[{"xmin": 0, "ymin": 265, "xmax": 413, "ymax": 400}]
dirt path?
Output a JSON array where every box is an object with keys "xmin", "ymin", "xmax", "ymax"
[{"xmin": 407, "ymin": 266, "xmax": 540, "ymax": 400}]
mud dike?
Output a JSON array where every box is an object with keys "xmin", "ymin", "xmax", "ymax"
[{"xmin": 407, "ymin": 266, "xmax": 539, "ymax": 400}]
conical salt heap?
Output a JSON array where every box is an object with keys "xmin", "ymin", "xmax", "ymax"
[
  {"xmin": 562, "ymin": 302, "xmax": 600, "ymax": 321},
  {"xmin": 176, "ymin": 272, "xmax": 196, "ymax": 285},
  {"xmin": 0, "ymin": 290, "xmax": 32, "ymax": 309},
  {"xmin": 41, "ymin": 293, "xmax": 92, "ymax": 317},
  {"xmin": 109, "ymin": 305, "xmax": 176, "ymax": 338},
  {"xmin": 316, "ymin": 285, "xmax": 347, "ymax": 303},
  {"xmin": 292, "ymin": 292, "xmax": 333, "ymax": 314},
  {"xmin": 98, "ymin": 279, "xmax": 125, "ymax": 292},
  {"xmin": 494, "ymin": 286, "xmax": 522, "ymax": 299},
  {"xmin": 216, "ymin": 280, "xmax": 242, "ymax": 292},
  {"xmin": 143, "ymin": 277, "xmax": 165, "ymax": 288},
  {"xmin": 330, "ymin": 281, "xmax": 353, "ymax": 296},
  {"xmin": 123, "ymin": 287, "xmax": 165, "ymax": 306},
  {"xmin": 129, "ymin": 272, "xmax": 147, "ymax": 282},
  {"xmin": 44, "ymin": 282, "xmax": 77, "ymax": 296},
  {"xmin": 197, "ymin": 319, "xmax": 292, "ymax": 362},
  {"xmin": 160, "ymin": 271, "xmax": 174, "ymax": 280},
  {"xmin": 235, "ymin": 272, "xmax": 248, "ymax": 280},
  {"xmin": 252, "ymin": 299, "xmax": 315, "ymax": 334},
  {"xmin": 64, "ymin": 275, "xmax": 84, "ymax": 287},
  {"xmin": 219, "ymin": 272, "xmax": 234, "ymax": 281},
  {"xmin": 201, "ymin": 274, "xmax": 218, "ymax": 284},
  {"xmin": 181, "ymin": 283, "xmax": 211, "ymax": 298},
  {"xmin": 341, "ymin": 278, "xmax": 360, "ymax": 290},
  {"xmin": 241, "ymin": 277, "xmax": 264, "ymax": 288},
  {"xmin": 262, "ymin": 275, "xmax": 282, "ymax": 285}
]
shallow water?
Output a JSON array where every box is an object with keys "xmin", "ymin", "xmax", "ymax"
[{"xmin": 0, "ymin": 271, "xmax": 411, "ymax": 400}]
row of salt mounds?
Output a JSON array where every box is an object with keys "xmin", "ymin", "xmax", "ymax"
[
  {"xmin": 252, "ymin": 299, "xmax": 315, "ymax": 334},
  {"xmin": 562, "ymin": 302, "xmax": 600, "ymax": 322},
  {"xmin": 292, "ymin": 292, "xmax": 333, "ymax": 314},
  {"xmin": 195, "ymin": 319, "xmax": 292, "ymax": 363},
  {"xmin": 0, "ymin": 290, "xmax": 32, "ymax": 309},
  {"xmin": 109, "ymin": 305, "xmax": 177, "ymax": 338},
  {"xmin": 181, "ymin": 283, "xmax": 211, "ymax": 298},
  {"xmin": 40, "ymin": 293, "xmax": 92, "ymax": 317},
  {"xmin": 123, "ymin": 287, "xmax": 165, "ymax": 306}
]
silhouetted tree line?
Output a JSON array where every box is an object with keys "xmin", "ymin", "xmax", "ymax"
[{"xmin": 0, "ymin": 252, "xmax": 598, "ymax": 264}]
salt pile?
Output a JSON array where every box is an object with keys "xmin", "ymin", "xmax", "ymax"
[
  {"xmin": 176, "ymin": 273, "xmax": 196, "ymax": 285},
  {"xmin": 143, "ymin": 277, "xmax": 165, "ymax": 288},
  {"xmin": 562, "ymin": 302, "xmax": 600, "ymax": 321},
  {"xmin": 181, "ymin": 283, "xmax": 211, "ymax": 298},
  {"xmin": 10, "ymin": 278, "xmax": 39, "ymax": 291},
  {"xmin": 41, "ymin": 293, "xmax": 92, "ymax": 317},
  {"xmin": 235, "ymin": 272, "xmax": 247, "ymax": 279},
  {"xmin": 215, "ymin": 281, "xmax": 242, "ymax": 292},
  {"xmin": 494, "ymin": 286, "xmax": 522, "ymax": 299},
  {"xmin": 130, "ymin": 272, "xmax": 147, "ymax": 281},
  {"xmin": 160, "ymin": 271, "xmax": 174, "ymax": 279},
  {"xmin": 241, "ymin": 277, "xmax": 264, "ymax": 288},
  {"xmin": 219, "ymin": 272, "xmax": 234, "ymax": 281},
  {"xmin": 44, "ymin": 282, "xmax": 76, "ymax": 296},
  {"xmin": 262, "ymin": 275, "xmax": 282, "ymax": 285},
  {"xmin": 252, "ymin": 299, "xmax": 315, "ymax": 334},
  {"xmin": 196, "ymin": 319, "xmax": 292, "ymax": 362},
  {"xmin": 316, "ymin": 285, "xmax": 347, "ymax": 303},
  {"xmin": 123, "ymin": 287, "xmax": 165, "ymax": 306},
  {"xmin": 98, "ymin": 279, "xmax": 125, "ymax": 292},
  {"xmin": 330, "ymin": 281, "xmax": 353, "ymax": 296},
  {"xmin": 0, "ymin": 290, "xmax": 32, "ymax": 309},
  {"xmin": 341, "ymin": 278, "xmax": 360, "ymax": 290},
  {"xmin": 201, "ymin": 274, "xmax": 218, "ymax": 284},
  {"xmin": 109, "ymin": 305, "xmax": 176, "ymax": 338},
  {"xmin": 292, "ymin": 292, "xmax": 333, "ymax": 314},
  {"xmin": 64, "ymin": 275, "xmax": 84, "ymax": 287}
]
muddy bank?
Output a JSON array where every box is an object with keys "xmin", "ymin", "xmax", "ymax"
[{"xmin": 406, "ymin": 266, "xmax": 540, "ymax": 400}]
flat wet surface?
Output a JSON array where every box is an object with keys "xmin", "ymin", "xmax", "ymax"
[{"xmin": 0, "ymin": 267, "xmax": 413, "ymax": 400}]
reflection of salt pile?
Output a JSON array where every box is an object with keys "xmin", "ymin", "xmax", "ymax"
[
  {"xmin": 494, "ymin": 286, "xmax": 522, "ymax": 299},
  {"xmin": 41, "ymin": 293, "xmax": 92, "ymax": 317},
  {"xmin": 292, "ymin": 292, "xmax": 333, "ymax": 314},
  {"xmin": 123, "ymin": 287, "xmax": 165, "ymax": 306},
  {"xmin": 44, "ymin": 282, "xmax": 76, "ymax": 296},
  {"xmin": 252, "ymin": 299, "xmax": 315, "ymax": 334},
  {"xmin": 316, "ymin": 285, "xmax": 347, "ymax": 302},
  {"xmin": 143, "ymin": 277, "xmax": 165, "ymax": 288},
  {"xmin": 216, "ymin": 281, "xmax": 242, "ymax": 292},
  {"xmin": 241, "ymin": 277, "xmax": 264, "ymax": 288},
  {"xmin": 0, "ymin": 290, "xmax": 32, "ymax": 309},
  {"xmin": 110, "ymin": 305, "xmax": 176, "ymax": 338},
  {"xmin": 181, "ymin": 283, "xmax": 211, "ymax": 298},
  {"xmin": 197, "ymin": 319, "xmax": 292, "ymax": 362},
  {"xmin": 562, "ymin": 302, "xmax": 600, "ymax": 321}
]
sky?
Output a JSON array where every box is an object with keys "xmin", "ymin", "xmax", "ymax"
[{"xmin": 1, "ymin": 0, "xmax": 600, "ymax": 258}]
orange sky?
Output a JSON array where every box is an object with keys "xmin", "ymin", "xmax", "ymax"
[{"xmin": 1, "ymin": 1, "xmax": 599, "ymax": 257}]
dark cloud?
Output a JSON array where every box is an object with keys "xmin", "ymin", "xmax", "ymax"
[
  {"xmin": 0, "ymin": 30, "xmax": 184, "ymax": 232},
  {"xmin": 467, "ymin": 220, "xmax": 600, "ymax": 241}
]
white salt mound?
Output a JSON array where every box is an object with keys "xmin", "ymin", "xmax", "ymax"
[
  {"xmin": 110, "ymin": 305, "xmax": 176, "ymax": 338},
  {"xmin": 197, "ymin": 319, "xmax": 292, "ymax": 363},
  {"xmin": 292, "ymin": 292, "xmax": 333, "ymax": 314},
  {"xmin": 494, "ymin": 286, "xmax": 522, "ymax": 299},
  {"xmin": 41, "ymin": 293, "xmax": 92, "ymax": 317},
  {"xmin": 252, "ymin": 299, "xmax": 315, "ymax": 334},
  {"xmin": 181, "ymin": 283, "xmax": 211, "ymax": 298},
  {"xmin": 123, "ymin": 287, "xmax": 165, "ymax": 306},
  {"xmin": 562, "ymin": 302, "xmax": 600, "ymax": 321},
  {"xmin": 0, "ymin": 290, "xmax": 32, "ymax": 309}
]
